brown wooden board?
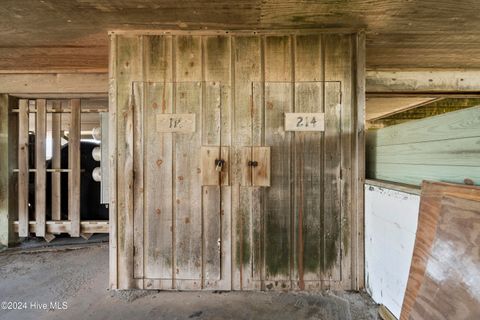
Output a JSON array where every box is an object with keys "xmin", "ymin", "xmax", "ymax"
[
  {"xmin": 324, "ymin": 34, "xmax": 352, "ymax": 286},
  {"xmin": 232, "ymin": 36, "xmax": 262, "ymax": 290},
  {"xmin": 263, "ymin": 35, "xmax": 293, "ymax": 288},
  {"xmin": 51, "ymin": 100, "xmax": 62, "ymax": 221},
  {"xmin": 203, "ymin": 36, "xmax": 232, "ymax": 290},
  {"xmin": 35, "ymin": 99, "xmax": 46, "ymax": 237},
  {"xmin": 401, "ymin": 181, "xmax": 480, "ymax": 320},
  {"xmin": 174, "ymin": 35, "xmax": 203, "ymax": 289},
  {"xmin": 292, "ymin": 35, "xmax": 324, "ymax": 290},
  {"xmin": 409, "ymin": 196, "xmax": 480, "ymax": 320},
  {"xmin": 115, "ymin": 35, "xmax": 142, "ymax": 289},
  {"xmin": 68, "ymin": 99, "xmax": 81, "ymax": 237},
  {"xmin": 17, "ymin": 99, "xmax": 29, "ymax": 237}
]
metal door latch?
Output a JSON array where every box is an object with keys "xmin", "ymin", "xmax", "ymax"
[
  {"xmin": 215, "ymin": 159, "xmax": 226, "ymax": 172},
  {"xmin": 248, "ymin": 160, "xmax": 258, "ymax": 167}
]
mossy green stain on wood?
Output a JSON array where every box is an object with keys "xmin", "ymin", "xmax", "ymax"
[
  {"xmin": 235, "ymin": 205, "xmax": 251, "ymax": 267},
  {"xmin": 265, "ymin": 214, "xmax": 290, "ymax": 277}
]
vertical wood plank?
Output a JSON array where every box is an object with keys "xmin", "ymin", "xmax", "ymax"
[
  {"xmin": 68, "ymin": 98, "xmax": 81, "ymax": 237},
  {"xmin": 203, "ymin": 35, "xmax": 232, "ymax": 289},
  {"xmin": 143, "ymin": 35, "xmax": 174, "ymax": 284},
  {"xmin": 51, "ymin": 100, "xmax": 62, "ymax": 221},
  {"xmin": 324, "ymin": 34, "xmax": 352, "ymax": 285},
  {"xmin": 174, "ymin": 35, "xmax": 203, "ymax": 289},
  {"xmin": 18, "ymin": 99, "xmax": 29, "ymax": 237},
  {"xmin": 116, "ymin": 35, "xmax": 143, "ymax": 289},
  {"xmin": 354, "ymin": 31, "xmax": 366, "ymax": 290},
  {"xmin": 35, "ymin": 99, "xmax": 46, "ymax": 237},
  {"xmin": 293, "ymin": 34, "xmax": 324, "ymax": 289},
  {"xmin": 108, "ymin": 33, "xmax": 118, "ymax": 289},
  {"xmin": 263, "ymin": 35, "xmax": 293, "ymax": 289},
  {"xmin": 232, "ymin": 36, "xmax": 262, "ymax": 290},
  {"xmin": 0, "ymin": 95, "xmax": 19, "ymax": 246},
  {"xmin": 132, "ymin": 80, "xmax": 144, "ymax": 279}
]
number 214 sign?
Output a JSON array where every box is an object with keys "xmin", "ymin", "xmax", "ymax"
[{"xmin": 284, "ymin": 113, "xmax": 325, "ymax": 132}]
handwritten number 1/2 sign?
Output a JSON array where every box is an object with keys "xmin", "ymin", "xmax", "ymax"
[
  {"xmin": 157, "ymin": 114, "xmax": 196, "ymax": 133},
  {"xmin": 285, "ymin": 113, "xmax": 325, "ymax": 132}
]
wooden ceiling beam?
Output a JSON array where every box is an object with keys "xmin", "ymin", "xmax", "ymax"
[{"xmin": 366, "ymin": 69, "xmax": 480, "ymax": 93}]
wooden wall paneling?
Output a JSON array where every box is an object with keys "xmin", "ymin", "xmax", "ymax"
[
  {"xmin": 116, "ymin": 35, "xmax": 142, "ymax": 289},
  {"xmin": 369, "ymin": 137, "xmax": 480, "ymax": 166},
  {"xmin": 263, "ymin": 35, "xmax": 293, "ymax": 289},
  {"xmin": 35, "ymin": 99, "xmax": 47, "ymax": 237},
  {"xmin": 51, "ymin": 100, "xmax": 62, "ymax": 221},
  {"xmin": 203, "ymin": 35, "xmax": 232, "ymax": 290},
  {"xmin": 324, "ymin": 34, "xmax": 348, "ymax": 285},
  {"xmin": 68, "ymin": 98, "xmax": 81, "ymax": 237},
  {"xmin": 354, "ymin": 31, "xmax": 366, "ymax": 290},
  {"xmin": 409, "ymin": 196, "xmax": 480, "ymax": 320},
  {"xmin": 232, "ymin": 36, "xmax": 262, "ymax": 290},
  {"xmin": 369, "ymin": 164, "xmax": 480, "ymax": 187},
  {"xmin": 369, "ymin": 106, "xmax": 480, "ymax": 146},
  {"xmin": 17, "ymin": 99, "xmax": 29, "ymax": 237},
  {"xmin": 174, "ymin": 35, "xmax": 203, "ymax": 289},
  {"xmin": 400, "ymin": 181, "xmax": 480, "ymax": 320},
  {"xmin": 141, "ymin": 36, "xmax": 173, "ymax": 288},
  {"xmin": 110, "ymin": 31, "xmax": 359, "ymax": 291},
  {"xmin": 293, "ymin": 34, "xmax": 324, "ymax": 290},
  {"xmin": 367, "ymin": 106, "xmax": 480, "ymax": 187},
  {"xmin": 108, "ymin": 33, "xmax": 118, "ymax": 289}
]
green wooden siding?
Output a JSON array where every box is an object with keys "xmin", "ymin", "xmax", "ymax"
[{"xmin": 367, "ymin": 106, "xmax": 480, "ymax": 186}]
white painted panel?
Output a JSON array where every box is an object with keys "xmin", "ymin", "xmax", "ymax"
[{"xmin": 365, "ymin": 184, "xmax": 420, "ymax": 318}]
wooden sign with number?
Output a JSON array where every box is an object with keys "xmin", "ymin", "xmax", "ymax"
[
  {"xmin": 156, "ymin": 114, "xmax": 196, "ymax": 133},
  {"xmin": 284, "ymin": 113, "xmax": 324, "ymax": 132}
]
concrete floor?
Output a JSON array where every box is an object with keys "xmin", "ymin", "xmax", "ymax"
[{"xmin": 0, "ymin": 243, "xmax": 378, "ymax": 320}]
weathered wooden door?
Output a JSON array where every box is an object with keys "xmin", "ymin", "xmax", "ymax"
[
  {"xmin": 111, "ymin": 33, "xmax": 363, "ymax": 291},
  {"xmin": 132, "ymin": 81, "xmax": 230, "ymax": 290},
  {"xmin": 131, "ymin": 79, "xmax": 341, "ymax": 290}
]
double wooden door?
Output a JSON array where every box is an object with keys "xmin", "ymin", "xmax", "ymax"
[{"xmin": 131, "ymin": 80, "xmax": 341, "ymax": 290}]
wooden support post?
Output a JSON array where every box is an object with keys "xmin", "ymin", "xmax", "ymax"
[
  {"xmin": 354, "ymin": 31, "xmax": 366, "ymax": 290},
  {"xmin": 51, "ymin": 100, "xmax": 62, "ymax": 220},
  {"xmin": 35, "ymin": 99, "xmax": 46, "ymax": 237},
  {"xmin": 68, "ymin": 99, "xmax": 81, "ymax": 237},
  {"xmin": 0, "ymin": 94, "xmax": 19, "ymax": 247},
  {"xmin": 18, "ymin": 99, "xmax": 29, "ymax": 237}
]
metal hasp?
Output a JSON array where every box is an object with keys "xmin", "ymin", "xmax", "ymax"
[
  {"xmin": 201, "ymin": 146, "xmax": 230, "ymax": 186},
  {"xmin": 241, "ymin": 146, "xmax": 271, "ymax": 187}
]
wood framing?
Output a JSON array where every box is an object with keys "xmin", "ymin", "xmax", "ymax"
[
  {"xmin": 0, "ymin": 73, "xmax": 108, "ymax": 94},
  {"xmin": 68, "ymin": 99, "xmax": 81, "ymax": 237},
  {"xmin": 13, "ymin": 220, "xmax": 109, "ymax": 234},
  {"xmin": 0, "ymin": 94, "xmax": 19, "ymax": 247},
  {"xmin": 366, "ymin": 69, "xmax": 480, "ymax": 93}
]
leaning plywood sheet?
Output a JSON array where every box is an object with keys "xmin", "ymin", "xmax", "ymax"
[
  {"xmin": 400, "ymin": 181, "xmax": 480, "ymax": 320},
  {"xmin": 365, "ymin": 184, "xmax": 420, "ymax": 319},
  {"xmin": 409, "ymin": 196, "xmax": 480, "ymax": 320}
]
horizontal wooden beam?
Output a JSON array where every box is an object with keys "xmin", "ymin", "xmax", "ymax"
[
  {"xmin": 366, "ymin": 69, "xmax": 480, "ymax": 93},
  {"xmin": 13, "ymin": 220, "xmax": 109, "ymax": 234},
  {"xmin": 0, "ymin": 73, "xmax": 108, "ymax": 94}
]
